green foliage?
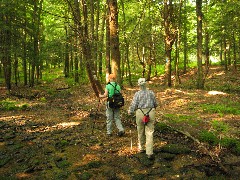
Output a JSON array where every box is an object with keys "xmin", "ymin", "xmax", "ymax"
[
  {"xmin": 160, "ymin": 144, "xmax": 191, "ymax": 154},
  {"xmin": 155, "ymin": 122, "xmax": 172, "ymax": 133},
  {"xmin": 164, "ymin": 113, "xmax": 199, "ymax": 126},
  {"xmin": 0, "ymin": 98, "xmax": 29, "ymax": 111},
  {"xmin": 234, "ymin": 142, "xmax": 240, "ymax": 155},
  {"xmin": 202, "ymin": 103, "xmax": 240, "ymax": 115},
  {"xmin": 199, "ymin": 120, "xmax": 240, "ymax": 154},
  {"xmin": 42, "ymin": 68, "xmax": 63, "ymax": 83},
  {"xmin": 0, "ymin": 99, "xmax": 17, "ymax": 110},
  {"xmin": 86, "ymin": 161, "xmax": 102, "ymax": 169},
  {"xmin": 199, "ymin": 130, "xmax": 219, "ymax": 145},
  {"xmin": 211, "ymin": 120, "xmax": 229, "ymax": 134},
  {"xmin": 55, "ymin": 159, "xmax": 71, "ymax": 169},
  {"xmin": 65, "ymin": 78, "xmax": 77, "ymax": 86},
  {"xmin": 77, "ymin": 172, "xmax": 93, "ymax": 180},
  {"xmin": 39, "ymin": 97, "xmax": 47, "ymax": 102},
  {"xmin": 55, "ymin": 140, "xmax": 69, "ymax": 148},
  {"xmin": 0, "ymin": 157, "xmax": 11, "ymax": 168}
]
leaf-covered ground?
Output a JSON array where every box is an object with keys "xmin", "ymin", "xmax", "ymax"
[{"xmin": 0, "ymin": 66, "xmax": 240, "ymax": 179}]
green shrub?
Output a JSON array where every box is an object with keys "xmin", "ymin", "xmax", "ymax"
[
  {"xmin": 220, "ymin": 138, "xmax": 238, "ymax": 149},
  {"xmin": 0, "ymin": 98, "xmax": 29, "ymax": 111},
  {"xmin": 234, "ymin": 142, "xmax": 240, "ymax": 155},
  {"xmin": 211, "ymin": 120, "xmax": 229, "ymax": 134},
  {"xmin": 19, "ymin": 104, "xmax": 29, "ymax": 110},
  {"xmin": 0, "ymin": 99, "xmax": 17, "ymax": 110},
  {"xmin": 199, "ymin": 130, "xmax": 219, "ymax": 145},
  {"xmin": 39, "ymin": 97, "xmax": 47, "ymax": 102}
]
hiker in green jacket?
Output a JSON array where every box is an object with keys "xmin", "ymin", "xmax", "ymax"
[{"xmin": 99, "ymin": 74, "xmax": 125, "ymax": 137}]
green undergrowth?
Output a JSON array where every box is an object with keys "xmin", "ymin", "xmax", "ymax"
[
  {"xmin": 199, "ymin": 120, "xmax": 240, "ymax": 155},
  {"xmin": 163, "ymin": 113, "xmax": 200, "ymax": 126},
  {"xmin": 156, "ymin": 118, "xmax": 240, "ymax": 155},
  {"xmin": 0, "ymin": 98, "xmax": 29, "ymax": 110},
  {"xmin": 201, "ymin": 103, "xmax": 240, "ymax": 115}
]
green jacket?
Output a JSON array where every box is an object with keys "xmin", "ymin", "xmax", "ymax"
[{"xmin": 106, "ymin": 82, "xmax": 121, "ymax": 98}]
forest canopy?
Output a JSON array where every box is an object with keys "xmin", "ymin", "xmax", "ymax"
[{"xmin": 0, "ymin": 0, "xmax": 239, "ymax": 91}]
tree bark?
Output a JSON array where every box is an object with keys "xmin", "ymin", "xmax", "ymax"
[
  {"xmin": 81, "ymin": 0, "xmax": 104, "ymax": 95},
  {"xmin": 106, "ymin": 1, "xmax": 111, "ymax": 82},
  {"xmin": 196, "ymin": 0, "xmax": 204, "ymax": 89},
  {"xmin": 108, "ymin": 0, "xmax": 122, "ymax": 85},
  {"xmin": 1, "ymin": 9, "xmax": 12, "ymax": 90},
  {"xmin": 163, "ymin": 0, "xmax": 176, "ymax": 87}
]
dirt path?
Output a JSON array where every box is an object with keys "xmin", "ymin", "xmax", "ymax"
[{"xmin": 1, "ymin": 67, "xmax": 240, "ymax": 179}]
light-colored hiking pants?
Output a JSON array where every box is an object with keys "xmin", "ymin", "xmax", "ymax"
[
  {"xmin": 106, "ymin": 107, "xmax": 124, "ymax": 135},
  {"xmin": 136, "ymin": 108, "xmax": 155, "ymax": 156}
]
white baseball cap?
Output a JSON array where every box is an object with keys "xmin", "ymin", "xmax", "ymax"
[{"xmin": 138, "ymin": 78, "xmax": 146, "ymax": 86}]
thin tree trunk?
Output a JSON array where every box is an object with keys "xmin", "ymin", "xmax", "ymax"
[
  {"xmin": 196, "ymin": 0, "xmax": 204, "ymax": 89},
  {"xmin": 14, "ymin": 52, "xmax": 18, "ymax": 86},
  {"xmin": 204, "ymin": 0, "xmax": 210, "ymax": 78},
  {"xmin": 2, "ymin": 10, "xmax": 12, "ymax": 90},
  {"xmin": 98, "ymin": 8, "xmax": 106, "ymax": 78},
  {"xmin": 23, "ymin": 6, "xmax": 28, "ymax": 86},
  {"xmin": 64, "ymin": 25, "xmax": 70, "ymax": 77},
  {"xmin": 224, "ymin": 38, "xmax": 227, "ymax": 70},
  {"xmin": 81, "ymin": 0, "xmax": 104, "ymax": 96},
  {"xmin": 163, "ymin": 0, "xmax": 175, "ymax": 87},
  {"xmin": 232, "ymin": 31, "xmax": 237, "ymax": 70},
  {"xmin": 183, "ymin": 0, "xmax": 188, "ymax": 74}
]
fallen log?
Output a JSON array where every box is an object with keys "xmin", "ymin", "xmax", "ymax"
[{"xmin": 158, "ymin": 121, "xmax": 229, "ymax": 174}]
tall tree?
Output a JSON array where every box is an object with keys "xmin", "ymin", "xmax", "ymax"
[
  {"xmin": 30, "ymin": 0, "xmax": 43, "ymax": 87},
  {"xmin": 108, "ymin": 0, "xmax": 122, "ymax": 84},
  {"xmin": 0, "ymin": 2, "xmax": 12, "ymax": 90},
  {"xmin": 163, "ymin": 0, "xmax": 177, "ymax": 87},
  {"xmin": 196, "ymin": 0, "xmax": 204, "ymax": 89}
]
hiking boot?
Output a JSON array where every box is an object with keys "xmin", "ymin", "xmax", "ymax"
[
  {"xmin": 117, "ymin": 131, "xmax": 125, "ymax": 137},
  {"xmin": 147, "ymin": 154, "xmax": 155, "ymax": 160}
]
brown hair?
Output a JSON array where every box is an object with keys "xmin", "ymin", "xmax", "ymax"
[{"xmin": 108, "ymin": 74, "xmax": 116, "ymax": 80}]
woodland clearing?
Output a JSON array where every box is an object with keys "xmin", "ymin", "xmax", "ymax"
[{"xmin": 0, "ymin": 66, "xmax": 240, "ymax": 179}]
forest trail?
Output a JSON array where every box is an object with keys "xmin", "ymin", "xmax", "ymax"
[{"xmin": 0, "ymin": 66, "xmax": 240, "ymax": 179}]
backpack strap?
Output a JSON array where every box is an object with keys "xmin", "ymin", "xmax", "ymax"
[
  {"xmin": 108, "ymin": 82, "xmax": 121, "ymax": 94},
  {"xmin": 139, "ymin": 108, "xmax": 152, "ymax": 116}
]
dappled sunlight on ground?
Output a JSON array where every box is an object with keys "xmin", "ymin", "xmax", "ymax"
[
  {"xmin": 206, "ymin": 91, "xmax": 227, "ymax": 96},
  {"xmin": 1, "ymin": 66, "xmax": 240, "ymax": 179}
]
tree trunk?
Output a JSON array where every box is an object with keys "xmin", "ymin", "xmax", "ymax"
[
  {"xmin": 196, "ymin": 0, "xmax": 204, "ymax": 89},
  {"xmin": 14, "ymin": 52, "xmax": 18, "ymax": 86},
  {"xmin": 223, "ymin": 38, "xmax": 227, "ymax": 71},
  {"xmin": 64, "ymin": 25, "xmax": 70, "ymax": 77},
  {"xmin": 81, "ymin": 0, "xmax": 104, "ymax": 96},
  {"xmin": 30, "ymin": 0, "xmax": 42, "ymax": 87},
  {"xmin": 106, "ymin": 0, "xmax": 111, "ymax": 82},
  {"xmin": 120, "ymin": 0, "xmax": 133, "ymax": 86},
  {"xmin": 1, "ymin": 10, "xmax": 12, "ymax": 90},
  {"xmin": 183, "ymin": 0, "xmax": 188, "ymax": 74},
  {"xmin": 74, "ymin": 0, "xmax": 80, "ymax": 83},
  {"xmin": 23, "ymin": 6, "xmax": 28, "ymax": 86},
  {"xmin": 204, "ymin": 0, "xmax": 210, "ymax": 78},
  {"xmin": 108, "ymin": 0, "xmax": 122, "ymax": 85},
  {"xmin": 232, "ymin": 31, "xmax": 237, "ymax": 70},
  {"xmin": 163, "ymin": 0, "xmax": 175, "ymax": 87},
  {"xmin": 98, "ymin": 8, "xmax": 106, "ymax": 78},
  {"xmin": 174, "ymin": 0, "xmax": 183, "ymax": 85}
]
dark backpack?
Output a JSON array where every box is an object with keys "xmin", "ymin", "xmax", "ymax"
[
  {"xmin": 140, "ymin": 108, "xmax": 152, "ymax": 125},
  {"xmin": 107, "ymin": 83, "xmax": 124, "ymax": 109}
]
